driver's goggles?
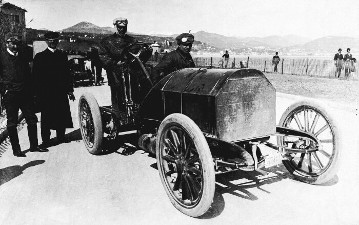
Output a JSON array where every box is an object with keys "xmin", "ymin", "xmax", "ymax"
[{"xmin": 181, "ymin": 37, "xmax": 194, "ymax": 43}]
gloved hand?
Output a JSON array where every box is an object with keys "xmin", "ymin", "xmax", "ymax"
[{"xmin": 68, "ymin": 92, "xmax": 75, "ymax": 101}]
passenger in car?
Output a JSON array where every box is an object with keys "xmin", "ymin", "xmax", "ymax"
[{"xmin": 151, "ymin": 33, "xmax": 195, "ymax": 84}]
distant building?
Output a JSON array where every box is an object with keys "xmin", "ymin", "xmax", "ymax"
[
  {"xmin": 0, "ymin": 0, "xmax": 27, "ymax": 47},
  {"xmin": 151, "ymin": 41, "xmax": 160, "ymax": 54}
]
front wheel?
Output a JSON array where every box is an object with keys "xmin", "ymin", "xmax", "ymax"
[
  {"xmin": 78, "ymin": 92, "xmax": 103, "ymax": 154},
  {"xmin": 278, "ymin": 101, "xmax": 341, "ymax": 184},
  {"xmin": 156, "ymin": 113, "xmax": 215, "ymax": 217}
]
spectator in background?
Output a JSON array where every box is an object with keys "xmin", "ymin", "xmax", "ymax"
[
  {"xmin": 154, "ymin": 50, "xmax": 159, "ymax": 62},
  {"xmin": 222, "ymin": 50, "xmax": 229, "ymax": 68},
  {"xmin": 272, "ymin": 52, "xmax": 280, "ymax": 73},
  {"xmin": 32, "ymin": 31, "xmax": 75, "ymax": 147},
  {"xmin": 334, "ymin": 48, "xmax": 343, "ymax": 78},
  {"xmin": 343, "ymin": 48, "xmax": 356, "ymax": 79},
  {"xmin": 151, "ymin": 33, "xmax": 195, "ymax": 84},
  {"xmin": 88, "ymin": 47, "xmax": 103, "ymax": 85},
  {"xmin": 0, "ymin": 35, "xmax": 47, "ymax": 157}
]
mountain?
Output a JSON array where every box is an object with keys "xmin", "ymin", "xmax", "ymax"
[
  {"xmin": 300, "ymin": 36, "xmax": 359, "ymax": 52},
  {"xmin": 192, "ymin": 31, "xmax": 310, "ymax": 49},
  {"xmin": 61, "ymin": 22, "xmax": 113, "ymax": 34},
  {"xmin": 241, "ymin": 35, "xmax": 311, "ymax": 48}
]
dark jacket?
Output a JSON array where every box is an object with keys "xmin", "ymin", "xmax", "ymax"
[
  {"xmin": 334, "ymin": 53, "xmax": 343, "ymax": 60},
  {"xmin": 99, "ymin": 33, "xmax": 137, "ymax": 86},
  {"xmin": 0, "ymin": 48, "xmax": 32, "ymax": 93},
  {"xmin": 32, "ymin": 48, "xmax": 73, "ymax": 129},
  {"xmin": 151, "ymin": 48, "xmax": 195, "ymax": 84}
]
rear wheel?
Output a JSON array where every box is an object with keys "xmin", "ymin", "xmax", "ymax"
[
  {"xmin": 78, "ymin": 93, "xmax": 103, "ymax": 154},
  {"xmin": 156, "ymin": 113, "xmax": 215, "ymax": 217},
  {"xmin": 278, "ymin": 101, "xmax": 341, "ymax": 184}
]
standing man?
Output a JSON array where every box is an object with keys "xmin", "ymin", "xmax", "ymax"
[
  {"xmin": 99, "ymin": 17, "xmax": 152, "ymax": 117},
  {"xmin": 272, "ymin": 52, "xmax": 280, "ymax": 73},
  {"xmin": 344, "ymin": 48, "xmax": 355, "ymax": 79},
  {"xmin": 32, "ymin": 32, "xmax": 75, "ymax": 147},
  {"xmin": 334, "ymin": 48, "xmax": 343, "ymax": 78},
  {"xmin": 0, "ymin": 35, "xmax": 47, "ymax": 157},
  {"xmin": 151, "ymin": 33, "xmax": 195, "ymax": 84},
  {"xmin": 222, "ymin": 50, "xmax": 229, "ymax": 68},
  {"xmin": 88, "ymin": 47, "xmax": 103, "ymax": 85}
]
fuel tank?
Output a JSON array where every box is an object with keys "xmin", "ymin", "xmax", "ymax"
[{"xmin": 139, "ymin": 68, "xmax": 276, "ymax": 142}]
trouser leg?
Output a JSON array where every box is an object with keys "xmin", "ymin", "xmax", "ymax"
[
  {"xmin": 41, "ymin": 119, "xmax": 51, "ymax": 143},
  {"xmin": 8, "ymin": 126, "xmax": 21, "ymax": 153},
  {"xmin": 4, "ymin": 91, "xmax": 22, "ymax": 153},
  {"xmin": 20, "ymin": 95, "xmax": 39, "ymax": 148},
  {"xmin": 56, "ymin": 128, "xmax": 65, "ymax": 141},
  {"xmin": 27, "ymin": 124, "xmax": 38, "ymax": 148}
]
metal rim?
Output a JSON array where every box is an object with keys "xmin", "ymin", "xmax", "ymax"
[
  {"xmin": 79, "ymin": 98, "xmax": 95, "ymax": 148},
  {"xmin": 158, "ymin": 124, "xmax": 204, "ymax": 208},
  {"xmin": 282, "ymin": 106, "xmax": 336, "ymax": 176}
]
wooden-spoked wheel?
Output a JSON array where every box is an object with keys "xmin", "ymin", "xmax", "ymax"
[
  {"xmin": 78, "ymin": 93, "xmax": 103, "ymax": 154},
  {"xmin": 278, "ymin": 101, "xmax": 341, "ymax": 184},
  {"xmin": 156, "ymin": 113, "xmax": 215, "ymax": 217}
]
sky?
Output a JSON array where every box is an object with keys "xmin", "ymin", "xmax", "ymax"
[{"xmin": 6, "ymin": 0, "xmax": 359, "ymax": 39}]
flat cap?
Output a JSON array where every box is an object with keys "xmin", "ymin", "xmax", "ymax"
[
  {"xmin": 338, "ymin": 48, "xmax": 342, "ymax": 51},
  {"xmin": 113, "ymin": 17, "xmax": 128, "ymax": 26},
  {"xmin": 175, "ymin": 33, "xmax": 194, "ymax": 45},
  {"xmin": 44, "ymin": 31, "xmax": 60, "ymax": 40}
]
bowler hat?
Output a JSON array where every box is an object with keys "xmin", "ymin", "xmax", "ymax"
[
  {"xmin": 44, "ymin": 31, "xmax": 60, "ymax": 40},
  {"xmin": 175, "ymin": 33, "xmax": 194, "ymax": 45}
]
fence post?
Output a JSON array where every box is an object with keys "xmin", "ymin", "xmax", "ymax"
[
  {"xmin": 281, "ymin": 59, "xmax": 284, "ymax": 74},
  {"xmin": 264, "ymin": 60, "xmax": 266, "ymax": 72},
  {"xmin": 210, "ymin": 57, "xmax": 213, "ymax": 68},
  {"xmin": 247, "ymin": 56, "xmax": 250, "ymax": 68}
]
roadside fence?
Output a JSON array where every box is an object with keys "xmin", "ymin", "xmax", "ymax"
[{"xmin": 193, "ymin": 56, "xmax": 358, "ymax": 79}]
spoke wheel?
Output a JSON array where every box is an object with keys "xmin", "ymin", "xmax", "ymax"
[
  {"xmin": 156, "ymin": 113, "xmax": 215, "ymax": 217},
  {"xmin": 78, "ymin": 93, "xmax": 103, "ymax": 154},
  {"xmin": 278, "ymin": 101, "xmax": 341, "ymax": 184}
]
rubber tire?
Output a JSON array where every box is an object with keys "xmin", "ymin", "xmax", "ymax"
[
  {"xmin": 278, "ymin": 101, "xmax": 341, "ymax": 184},
  {"xmin": 78, "ymin": 92, "xmax": 103, "ymax": 154},
  {"xmin": 156, "ymin": 113, "xmax": 215, "ymax": 217}
]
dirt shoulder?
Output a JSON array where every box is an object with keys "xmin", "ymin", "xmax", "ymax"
[{"xmin": 264, "ymin": 73, "xmax": 359, "ymax": 107}]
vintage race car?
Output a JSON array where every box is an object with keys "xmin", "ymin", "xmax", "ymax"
[{"xmin": 78, "ymin": 49, "xmax": 340, "ymax": 217}]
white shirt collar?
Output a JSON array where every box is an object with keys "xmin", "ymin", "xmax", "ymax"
[
  {"xmin": 7, "ymin": 48, "xmax": 18, "ymax": 56},
  {"xmin": 47, "ymin": 47, "xmax": 56, "ymax": 52}
]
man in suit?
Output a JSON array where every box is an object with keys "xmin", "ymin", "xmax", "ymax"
[
  {"xmin": 32, "ymin": 32, "xmax": 75, "ymax": 147},
  {"xmin": 334, "ymin": 48, "xmax": 343, "ymax": 78},
  {"xmin": 0, "ymin": 35, "xmax": 47, "ymax": 157},
  {"xmin": 151, "ymin": 33, "xmax": 195, "ymax": 84}
]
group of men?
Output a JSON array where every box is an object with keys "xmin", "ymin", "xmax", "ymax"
[
  {"xmin": 334, "ymin": 48, "xmax": 356, "ymax": 79},
  {"xmin": 0, "ymin": 16, "xmax": 195, "ymax": 157},
  {"xmin": 0, "ymin": 32, "xmax": 75, "ymax": 157}
]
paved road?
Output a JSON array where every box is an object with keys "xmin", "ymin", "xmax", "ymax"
[{"xmin": 0, "ymin": 85, "xmax": 358, "ymax": 225}]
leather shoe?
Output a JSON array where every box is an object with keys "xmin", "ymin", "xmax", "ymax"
[
  {"xmin": 13, "ymin": 151, "xmax": 26, "ymax": 157},
  {"xmin": 29, "ymin": 146, "xmax": 49, "ymax": 152}
]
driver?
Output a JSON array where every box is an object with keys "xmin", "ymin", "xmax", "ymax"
[{"xmin": 100, "ymin": 17, "xmax": 147, "ymax": 117}]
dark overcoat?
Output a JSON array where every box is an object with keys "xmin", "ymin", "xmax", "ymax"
[
  {"xmin": 151, "ymin": 48, "xmax": 195, "ymax": 84},
  {"xmin": 32, "ymin": 48, "xmax": 73, "ymax": 129}
]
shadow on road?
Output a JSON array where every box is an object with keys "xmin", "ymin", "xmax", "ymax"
[
  {"xmin": 215, "ymin": 165, "xmax": 290, "ymax": 199},
  {"xmin": 0, "ymin": 160, "xmax": 45, "ymax": 186}
]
